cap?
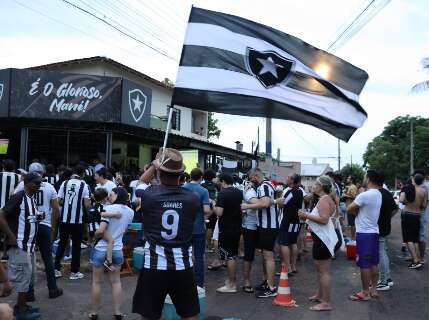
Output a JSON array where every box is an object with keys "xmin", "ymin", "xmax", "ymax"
[{"xmin": 28, "ymin": 162, "xmax": 44, "ymax": 174}]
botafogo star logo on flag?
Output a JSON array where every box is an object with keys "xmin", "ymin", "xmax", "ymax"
[{"xmin": 245, "ymin": 48, "xmax": 295, "ymax": 88}]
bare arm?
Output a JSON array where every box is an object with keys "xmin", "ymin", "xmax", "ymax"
[
  {"xmin": 214, "ymin": 206, "xmax": 224, "ymax": 217},
  {"xmin": 84, "ymin": 198, "xmax": 91, "ymax": 209},
  {"xmin": 347, "ymin": 202, "xmax": 360, "ymax": 216},
  {"xmin": 50, "ymin": 198, "xmax": 60, "ymax": 240},
  {"xmin": 140, "ymin": 164, "xmax": 156, "ymax": 184},
  {"xmin": 399, "ymin": 191, "xmax": 406, "ymax": 204},
  {"xmin": 241, "ymin": 197, "xmax": 272, "ymax": 210},
  {"xmin": 299, "ymin": 198, "xmax": 331, "ymax": 225},
  {"xmin": 0, "ymin": 211, "xmax": 16, "ymax": 246},
  {"xmin": 203, "ymin": 205, "xmax": 212, "ymax": 219},
  {"xmin": 101, "ymin": 211, "xmax": 122, "ymax": 219},
  {"xmin": 95, "ymin": 221, "xmax": 108, "ymax": 239}
]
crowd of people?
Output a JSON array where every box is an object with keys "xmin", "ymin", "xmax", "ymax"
[{"xmin": 0, "ymin": 150, "xmax": 427, "ymax": 319}]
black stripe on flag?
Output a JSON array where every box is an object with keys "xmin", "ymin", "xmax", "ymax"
[
  {"xmin": 173, "ymin": 88, "xmax": 358, "ymax": 141},
  {"xmin": 188, "ymin": 7, "xmax": 368, "ymax": 95},
  {"xmin": 181, "ymin": 45, "xmax": 346, "ymax": 101}
]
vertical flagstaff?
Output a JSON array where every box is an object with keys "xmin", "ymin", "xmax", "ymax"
[{"xmin": 161, "ymin": 107, "xmax": 174, "ymax": 163}]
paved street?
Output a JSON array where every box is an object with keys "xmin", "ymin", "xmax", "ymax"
[{"xmin": 2, "ymin": 214, "xmax": 429, "ymax": 320}]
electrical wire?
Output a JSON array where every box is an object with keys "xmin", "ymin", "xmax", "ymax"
[
  {"xmin": 60, "ymin": 0, "xmax": 178, "ymax": 61},
  {"xmin": 11, "ymin": 0, "xmax": 168, "ymax": 65}
]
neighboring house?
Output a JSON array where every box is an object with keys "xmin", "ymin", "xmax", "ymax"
[{"xmin": 301, "ymin": 158, "xmax": 333, "ymax": 192}]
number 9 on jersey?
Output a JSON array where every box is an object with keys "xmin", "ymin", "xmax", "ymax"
[{"xmin": 161, "ymin": 210, "xmax": 179, "ymax": 240}]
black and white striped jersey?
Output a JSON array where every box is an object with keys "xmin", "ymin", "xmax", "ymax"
[
  {"xmin": 46, "ymin": 175, "xmax": 59, "ymax": 186},
  {"xmin": 280, "ymin": 186, "xmax": 304, "ymax": 227},
  {"xmin": 256, "ymin": 180, "xmax": 279, "ymax": 229},
  {"xmin": 58, "ymin": 178, "xmax": 90, "ymax": 224},
  {"xmin": 0, "ymin": 172, "xmax": 20, "ymax": 209},
  {"xmin": 140, "ymin": 185, "xmax": 199, "ymax": 271},
  {"xmin": 14, "ymin": 181, "xmax": 58, "ymax": 228},
  {"xmin": 1, "ymin": 190, "xmax": 39, "ymax": 252}
]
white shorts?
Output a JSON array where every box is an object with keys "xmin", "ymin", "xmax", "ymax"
[{"xmin": 213, "ymin": 220, "xmax": 219, "ymax": 241}]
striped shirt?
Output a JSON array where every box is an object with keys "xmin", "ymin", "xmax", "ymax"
[
  {"xmin": 58, "ymin": 178, "xmax": 90, "ymax": 224},
  {"xmin": 257, "ymin": 180, "xmax": 278, "ymax": 229},
  {"xmin": 15, "ymin": 181, "xmax": 58, "ymax": 228},
  {"xmin": 140, "ymin": 185, "xmax": 199, "ymax": 271},
  {"xmin": 0, "ymin": 172, "xmax": 20, "ymax": 209},
  {"xmin": 1, "ymin": 190, "xmax": 38, "ymax": 252},
  {"xmin": 46, "ymin": 175, "xmax": 59, "ymax": 186}
]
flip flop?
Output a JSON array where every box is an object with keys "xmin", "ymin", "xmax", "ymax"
[
  {"xmin": 349, "ymin": 292, "xmax": 370, "ymax": 301},
  {"xmin": 207, "ymin": 265, "xmax": 222, "ymax": 271},
  {"xmin": 308, "ymin": 296, "xmax": 321, "ymax": 303},
  {"xmin": 310, "ymin": 304, "xmax": 332, "ymax": 311},
  {"xmin": 242, "ymin": 285, "xmax": 254, "ymax": 293}
]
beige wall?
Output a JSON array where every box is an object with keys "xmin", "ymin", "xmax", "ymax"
[{"xmin": 258, "ymin": 158, "xmax": 301, "ymax": 182}]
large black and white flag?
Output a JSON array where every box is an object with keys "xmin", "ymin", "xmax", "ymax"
[{"xmin": 172, "ymin": 7, "xmax": 369, "ymax": 141}]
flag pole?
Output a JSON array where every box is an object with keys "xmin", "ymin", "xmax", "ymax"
[{"xmin": 161, "ymin": 106, "xmax": 174, "ymax": 163}]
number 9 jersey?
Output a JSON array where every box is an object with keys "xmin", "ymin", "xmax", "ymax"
[{"xmin": 140, "ymin": 184, "xmax": 199, "ymax": 270}]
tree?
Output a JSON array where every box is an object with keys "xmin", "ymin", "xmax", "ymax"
[
  {"xmin": 340, "ymin": 163, "xmax": 365, "ymax": 183},
  {"xmin": 207, "ymin": 112, "xmax": 221, "ymax": 140},
  {"xmin": 411, "ymin": 57, "xmax": 429, "ymax": 93},
  {"xmin": 162, "ymin": 78, "xmax": 174, "ymax": 88},
  {"xmin": 363, "ymin": 116, "xmax": 429, "ymax": 186}
]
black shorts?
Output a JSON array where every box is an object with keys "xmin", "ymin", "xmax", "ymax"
[
  {"xmin": 256, "ymin": 228, "xmax": 278, "ymax": 251},
  {"xmin": 277, "ymin": 223, "xmax": 301, "ymax": 246},
  {"xmin": 242, "ymin": 228, "xmax": 258, "ymax": 262},
  {"xmin": 312, "ymin": 232, "xmax": 332, "ymax": 260},
  {"xmin": 402, "ymin": 212, "xmax": 421, "ymax": 243},
  {"xmin": 206, "ymin": 214, "xmax": 217, "ymax": 230},
  {"xmin": 219, "ymin": 230, "xmax": 241, "ymax": 260},
  {"xmin": 132, "ymin": 268, "xmax": 199, "ymax": 319}
]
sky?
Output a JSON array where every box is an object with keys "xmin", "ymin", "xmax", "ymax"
[{"xmin": 1, "ymin": 0, "xmax": 429, "ymax": 170}]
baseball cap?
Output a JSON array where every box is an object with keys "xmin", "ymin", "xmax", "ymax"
[{"xmin": 28, "ymin": 162, "xmax": 44, "ymax": 174}]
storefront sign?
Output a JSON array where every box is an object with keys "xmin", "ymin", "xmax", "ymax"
[
  {"xmin": 121, "ymin": 79, "xmax": 152, "ymax": 128},
  {"xmin": 9, "ymin": 69, "xmax": 122, "ymax": 122},
  {"xmin": 0, "ymin": 69, "xmax": 10, "ymax": 117}
]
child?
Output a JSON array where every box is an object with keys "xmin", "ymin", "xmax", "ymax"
[{"xmin": 88, "ymin": 188, "xmax": 120, "ymax": 270}]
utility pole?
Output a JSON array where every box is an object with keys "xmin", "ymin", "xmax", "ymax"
[
  {"xmin": 410, "ymin": 119, "xmax": 414, "ymax": 174},
  {"xmin": 337, "ymin": 139, "xmax": 341, "ymax": 171}
]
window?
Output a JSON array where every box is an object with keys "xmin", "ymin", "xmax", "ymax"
[{"xmin": 168, "ymin": 107, "xmax": 181, "ymax": 131}]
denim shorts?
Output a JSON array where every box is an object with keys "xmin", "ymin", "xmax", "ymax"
[{"xmin": 90, "ymin": 248, "xmax": 124, "ymax": 268}]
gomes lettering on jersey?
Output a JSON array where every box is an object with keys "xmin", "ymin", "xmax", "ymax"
[{"xmin": 162, "ymin": 201, "xmax": 183, "ymax": 209}]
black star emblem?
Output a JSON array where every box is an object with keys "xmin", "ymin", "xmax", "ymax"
[{"xmin": 245, "ymin": 47, "xmax": 295, "ymax": 88}]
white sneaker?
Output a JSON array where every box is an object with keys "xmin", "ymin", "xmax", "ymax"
[
  {"xmin": 55, "ymin": 270, "xmax": 62, "ymax": 278},
  {"xmin": 216, "ymin": 285, "xmax": 237, "ymax": 293},
  {"xmin": 69, "ymin": 272, "xmax": 84, "ymax": 280},
  {"xmin": 81, "ymin": 243, "xmax": 88, "ymax": 249},
  {"xmin": 64, "ymin": 254, "xmax": 72, "ymax": 261}
]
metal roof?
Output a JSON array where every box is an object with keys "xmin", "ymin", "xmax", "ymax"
[{"xmin": 301, "ymin": 163, "xmax": 333, "ymax": 177}]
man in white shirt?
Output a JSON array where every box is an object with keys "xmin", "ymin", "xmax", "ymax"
[{"xmin": 347, "ymin": 170, "xmax": 382, "ymax": 301}]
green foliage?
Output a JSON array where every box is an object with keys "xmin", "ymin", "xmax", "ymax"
[
  {"xmin": 207, "ymin": 112, "xmax": 221, "ymax": 140},
  {"xmin": 363, "ymin": 115, "xmax": 429, "ymax": 185},
  {"xmin": 340, "ymin": 163, "xmax": 365, "ymax": 183}
]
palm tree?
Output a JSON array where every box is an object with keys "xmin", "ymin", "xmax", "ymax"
[{"xmin": 411, "ymin": 57, "xmax": 429, "ymax": 93}]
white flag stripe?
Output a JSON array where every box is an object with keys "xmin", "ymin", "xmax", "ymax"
[
  {"xmin": 184, "ymin": 23, "xmax": 360, "ymax": 102},
  {"xmin": 176, "ymin": 67, "xmax": 366, "ymax": 128}
]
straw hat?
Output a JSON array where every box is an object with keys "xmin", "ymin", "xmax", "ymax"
[{"xmin": 156, "ymin": 148, "xmax": 186, "ymax": 173}]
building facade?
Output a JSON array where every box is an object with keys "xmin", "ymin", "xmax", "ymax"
[{"xmin": 0, "ymin": 56, "xmax": 252, "ymax": 172}]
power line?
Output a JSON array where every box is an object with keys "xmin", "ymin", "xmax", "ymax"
[
  {"xmin": 60, "ymin": 0, "xmax": 178, "ymax": 61},
  {"xmin": 11, "ymin": 0, "xmax": 165, "ymax": 65}
]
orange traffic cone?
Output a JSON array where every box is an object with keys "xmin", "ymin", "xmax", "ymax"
[{"xmin": 273, "ymin": 265, "xmax": 297, "ymax": 307}]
